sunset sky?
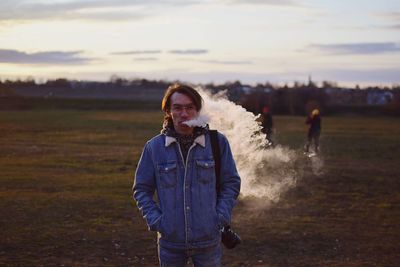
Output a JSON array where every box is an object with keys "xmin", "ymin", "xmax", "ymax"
[{"xmin": 0, "ymin": 0, "xmax": 399, "ymax": 86}]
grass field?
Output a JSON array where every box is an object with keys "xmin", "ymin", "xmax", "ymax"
[{"xmin": 0, "ymin": 110, "xmax": 399, "ymax": 266}]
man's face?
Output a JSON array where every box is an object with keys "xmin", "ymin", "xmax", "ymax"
[{"xmin": 168, "ymin": 92, "xmax": 198, "ymax": 135}]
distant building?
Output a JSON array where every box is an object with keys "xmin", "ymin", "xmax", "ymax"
[
  {"xmin": 241, "ymin": 86, "xmax": 253, "ymax": 95},
  {"xmin": 367, "ymin": 90, "xmax": 393, "ymax": 105}
]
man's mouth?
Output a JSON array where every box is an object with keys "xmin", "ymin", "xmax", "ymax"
[{"xmin": 179, "ymin": 120, "xmax": 192, "ymax": 127}]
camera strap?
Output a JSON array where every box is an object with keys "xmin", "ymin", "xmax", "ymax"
[
  {"xmin": 209, "ymin": 130, "xmax": 241, "ymax": 249},
  {"xmin": 209, "ymin": 130, "xmax": 221, "ymax": 194}
]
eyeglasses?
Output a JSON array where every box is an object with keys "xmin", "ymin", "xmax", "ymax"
[{"xmin": 171, "ymin": 104, "xmax": 197, "ymax": 113}]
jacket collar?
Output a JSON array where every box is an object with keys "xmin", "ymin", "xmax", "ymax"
[{"xmin": 165, "ymin": 134, "xmax": 206, "ymax": 148}]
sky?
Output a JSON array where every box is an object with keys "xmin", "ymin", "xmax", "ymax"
[{"xmin": 0, "ymin": 0, "xmax": 399, "ymax": 86}]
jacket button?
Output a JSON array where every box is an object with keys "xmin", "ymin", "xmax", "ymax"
[
  {"xmin": 186, "ymin": 206, "xmax": 190, "ymax": 210},
  {"xmin": 205, "ymin": 163, "xmax": 208, "ymax": 167},
  {"xmin": 165, "ymin": 167, "xmax": 168, "ymax": 171}
]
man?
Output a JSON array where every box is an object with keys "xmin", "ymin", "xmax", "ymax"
[
  {"xmin": 133, "ymin": 83, "xmax": 241, "ymax": 266},
  {"xmin": 305, "ymin": 108, "xmax": 321, "ymax": 154},
  {"xmin": 261, "ymin": 105, "xmax": 273, "ymax": 146}
]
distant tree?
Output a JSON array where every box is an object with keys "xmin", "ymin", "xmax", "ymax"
[
  {"xmin": 305, "ymin": 100, "xmax": 320, "ymax": 116},
  {"xmin": 241, "ymin": 90, "xmax": 272, "ymax": 114},
  {"xmin": 322, "ymin": 80, "xmax": 337, "ymax": 89},
  {"xmin": 110, "ymin": 75, "xmax": 128, "ymax": 87},
  {"xmin": 45, "ymin": 78, "xmax": 70, "ymax": 88}
]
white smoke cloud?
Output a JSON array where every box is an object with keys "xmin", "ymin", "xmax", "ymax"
[
  {"xmin": 197, "ymin": 87, "xmax": 300, "ymax": 204},
  {"xmin": 183, "ymin": 114, "xmax": 210, "ymax": 127}
]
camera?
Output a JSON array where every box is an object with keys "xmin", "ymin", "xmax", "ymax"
[{"xmin": 221, "ymin": 226, "xmax": 241, "ymax": 249}]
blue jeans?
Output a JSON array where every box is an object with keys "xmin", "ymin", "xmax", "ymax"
[{"xmin": 158, "ymin": 244, "xmax": 222, "ymax": 267}]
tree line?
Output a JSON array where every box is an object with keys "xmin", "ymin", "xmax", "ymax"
[{"xmin": 1, "ymin": 76, "xmax": 399, "ymax": 116}]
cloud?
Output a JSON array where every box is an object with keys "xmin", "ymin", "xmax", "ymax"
[
  {"xmin": 176, "ymin": 68, "xmax": 400, "ymax": 85},
  {"xmin": 0, "ymin": 49, "xmax": 92, "ymax": 64},
  {"xmin": 0, "ymin": 0, "xmax": 303, "ymax": 23},
  {"xmin": 0, "ymin": 0, "xmax": 200, "ymax": 22},
  {"xmin": 0, "ymin": 1, "xmax": 147, "ymax": 22},
  {"xmin": 207, "ymin": 59, "xmax": 252, "ymax": 65},
  {"xmin": 309, "ymin": 68, "xmax": 400, "ymax": 85},
  {"xmin": 376, "ymin": 11, "xmax": 400, "ymax": 21},
  {"xmin": 225, "ymin": 0, "xmax": 300, "ymax": 6},
  {"xmin": 259, "ymin": 68, "xmax": 400, "ymax": 85},
  {"xmin": 168, "ymin": 49, "xmax": 208, "ymax": 55},
  {"xmin": 373, "ymin": 11, "xmax": 400, "ymax": 30},
  {"xmin": 133, "ymin": 57, "xmax": 158, "ymax": 61},
  {"xmin": 111, "ymin": 50, "xmax": 162, "ymax": 55},
  {"xmin": 386, "ymin": 24, "xmax": 400, "ymax": 30},
  {"xmin": 185, "ymin": 59, "xmax": 253, "ymax": 65},
  {"xmin": 16, "ymin": 67, "xmax": 399, "ymax": 86},
  {"xmin": 308, "ymin": 42, "xmax": 400, "ymax": 55}
]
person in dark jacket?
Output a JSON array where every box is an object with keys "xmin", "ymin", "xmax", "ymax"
[
  {"xmin": 261, "ymin": 106, "xmax": 273, "ymax": 146},
  {"xmin": 133, "ymin": 83, "xmax": 241, "ymax": 267},
  {"xmin": 305, "ymin": 109, "xmax": 321, "ymax": 153}
]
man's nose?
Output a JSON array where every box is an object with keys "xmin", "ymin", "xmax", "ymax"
[{"xmin": 181, "ymin": 108, "xmax": 189, "ymax": 117}]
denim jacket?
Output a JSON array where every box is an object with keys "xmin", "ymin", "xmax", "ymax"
[{"xmin": 133, "ymin": 131, "xmax": 241, "ymax": 249}]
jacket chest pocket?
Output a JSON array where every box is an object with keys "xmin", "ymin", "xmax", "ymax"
[
  {"xmin": 196, "ymin": 159, "xmax": 215, "ymax": 184},
  {"xmin": 158, "ymin": 162, "xmax": 177, "ymax": 188}
]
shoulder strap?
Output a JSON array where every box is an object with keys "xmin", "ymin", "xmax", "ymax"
[{"xmin": 209, "ymin": 130, "xmax": 221, "ymax": 193}]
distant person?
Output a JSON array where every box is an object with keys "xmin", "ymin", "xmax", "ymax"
[
  {"xmin": 305, "ymin": 109, "xmax": 321, "ymax": 154},
  {"xmin": 132, "ymin": 83, "xmax": 241, "ymax": 266},
  {"xmin": 261, "ymin": 106, "xmax": 273, "ymax": 145}
]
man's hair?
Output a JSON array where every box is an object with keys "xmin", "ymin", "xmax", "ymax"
[{"xmin": 161, "ymin": 83, "xmax": 203, "ymax": 128}]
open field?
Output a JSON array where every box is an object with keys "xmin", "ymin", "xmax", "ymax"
[{"xmin": 0, "ymin": 110, "xmax": 399, "ymax": 266}]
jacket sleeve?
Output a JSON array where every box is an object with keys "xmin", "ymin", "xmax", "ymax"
[
  {"xmin": 132, "ymin": 142, "xmax": 162, "ymax": 231},
  {"xmin": 216, "ymin": 134, "xmax": 241, "ymax": 227}
]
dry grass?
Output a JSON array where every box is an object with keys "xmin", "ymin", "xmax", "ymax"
[{"xmin": 0, "ymin": 110, "xmax": 399, "ymax": 266}]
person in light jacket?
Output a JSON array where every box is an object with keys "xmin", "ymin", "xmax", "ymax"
[{"xmin": 133, "ymin": 83, "xmax": 241, "ymax": 267}]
